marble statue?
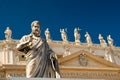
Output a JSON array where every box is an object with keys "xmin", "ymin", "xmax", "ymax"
[
  {"xmin": 45, "ymin": 28, "xmax": 51, "ymax": 41},
  {"xmin": 85, "ymin": 32, "xmax": 92, "ymax": 46},
  {"xmin": 98, "ymin": 34, "xmax": 107, "ymax": 47},
  {"xmin": 60, "ymin": 29, "xmax": 68, "ymax": 42},
  {"xmin": 4, "ymin": 27, "xmax": 12, "ymax": 40},
  {"xmin": 74, "ymin": 28, "xmax": 80, "ymax": 44},
  {"xmin": 16, "ymin": 21, "xmax": 60, "ymax": 78},
  {"xmin": 107, "ymin": 35, "xmax": 114, "ymax": 47}
]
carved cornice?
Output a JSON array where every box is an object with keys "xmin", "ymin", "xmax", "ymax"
[
  {"xmin": 48, "ymin": 40, "xmax": 120, "ymax": 52},
  {"xmin": 0, "ymin": 64, "xmax": 25, "ymax": 70},
  {"xmin": 60, "ymin": 66, "xmax": 120, "ymax": 72}
]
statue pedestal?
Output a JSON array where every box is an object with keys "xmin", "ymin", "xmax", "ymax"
[{"xmin": 8, "ymin": 78, "xmax": 104, "ymax": 80}]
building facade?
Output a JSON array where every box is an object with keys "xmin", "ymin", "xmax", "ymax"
[{"xmin": 0, "ymin": 27, "xmax": 120, "ymax": 80}]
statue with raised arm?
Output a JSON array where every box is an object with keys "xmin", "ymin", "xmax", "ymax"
[
  {"xmin": 74, "ymin": 28, "xmax": 80, "ymax": 44},
  {"xmin": 85, "ymin": 32, "xmax": 92, "ymax": 46},
  {"xmin": 45, "ymin": 28, "xmax": 51, "ymax": 42},
  {"xmin": 4, "ymin": 27, "xmax": 12, "ymax": 40},
  {"xmin": 98, "ymin": 34, "xmax": 107, "ymax": 47},
  {"xmin": 60, "ymin": 29, "xmax": 68, "ymax": 42},
  {"xmin": 107, "ymin": 35, "xmax": 114, "ymax": 47},
  {"xmin": 16, "ymin": 21, "xmax": 60, "ymax": 78}
]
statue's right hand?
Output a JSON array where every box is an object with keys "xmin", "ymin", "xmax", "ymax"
[{"xmin": 28, "ymin": 41, "xmax": 32, "ymax": 47}]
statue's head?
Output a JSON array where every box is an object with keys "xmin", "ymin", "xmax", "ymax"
[
  {"xmin": 46, "ymin": 28, "xmax": 49, "ymax": 31},
  {"xmin": 31, "ymin": 21, "xmax": 41, "ymax": 36}
]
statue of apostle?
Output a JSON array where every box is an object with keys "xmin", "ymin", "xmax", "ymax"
[
  {"xmin": 4, "ymin": 27, "xmax": 12, "ymax": 40},
  {"xmin": 107, "ymin": 35, "xmax": 114, "ymax": 47},
  {"xmin": 45, "ymin": 28, "xmax": 51, "ymax": 42},
  {"xmin": 74, "ymin": 28, "xmax": 80, "ymax": 43},
  {"xmin": 60, "ymin": 29, "xmax": 68, "ymax": 42},
  {"xmin": 16, "ymin": 21, "xmax": 60, "ymax": 78},
  {"xmin": 85, "ymin": 32, "xmax": 92, "ymax": 46}
]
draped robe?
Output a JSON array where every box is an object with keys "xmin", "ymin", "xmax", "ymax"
[{"xmin": 16, "ymin": 34, "xmax": 60, "ymax": 78}]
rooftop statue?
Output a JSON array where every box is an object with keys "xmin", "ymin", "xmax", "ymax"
[
  {"xmin": 45, "ymin": 28, "xmax": 51, "ymax": 42},
  {"xmin": 4, "ymin": 27, "xmax": 12, "ymax": 40},
  {"xmin": 85, "ymin": 32, "xmax": 92, "ymax": 46},
  {"xmin": 98, "ymin": 34, "xmax": 107, "ymax": 47},
  {"xmin": 16, "ymin": 21, "xmax": 60, "ymax": 78},
  {"xmin": 107, "ymin": 35, "xmax": 114, "ymax": 47},
  {"xmin": 74, "ymin": 28, "xmax": 80, "ymax": 44},
  {"xmin": 60, "ymin": 29, "xmax": 68, "ymax": 43}
]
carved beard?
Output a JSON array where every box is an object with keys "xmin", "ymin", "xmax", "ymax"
[{"xmin": 33, "ymin": 30, "xmax": 40, "ymax": 37}]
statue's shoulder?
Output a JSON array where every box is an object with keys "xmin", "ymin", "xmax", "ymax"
[{"xmin": 20, "ymin": 34, "xmax": 31, "ymax": 40}]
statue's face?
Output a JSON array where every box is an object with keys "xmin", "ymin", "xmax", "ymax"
[{"xmin": 31, "ymin": 23, "xmax": 40, "ymax": 36}]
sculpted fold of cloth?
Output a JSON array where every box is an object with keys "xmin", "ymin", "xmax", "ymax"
[{"xmin": 16, "ymin": 21, "xmax": 60, "ymax": 78}]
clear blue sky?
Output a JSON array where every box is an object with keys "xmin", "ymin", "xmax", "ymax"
[{"xmin": 0, "ymin": 0, "xmax": 120, "ymax": 46}]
